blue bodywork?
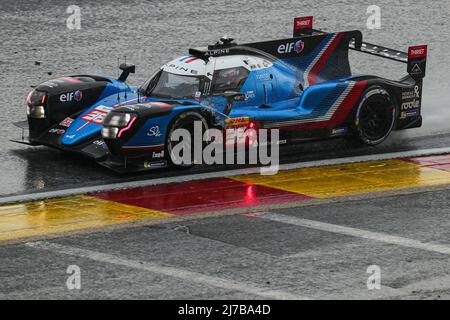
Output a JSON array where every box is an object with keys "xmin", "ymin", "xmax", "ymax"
[
  {"xmin": 17, "ymin": 18, "xmax": 426, "ymax": 172},
  {"xmin": 61, "ymin": 32, "xmax": 363, "ymax": 151}
]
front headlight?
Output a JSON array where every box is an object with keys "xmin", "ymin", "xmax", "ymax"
[
  {"xmin": 27, "ymin": 105, "xmax": 46, "ymax": 119},
  {"xmin": 105, "ymin": 113, "xmax": 132, "ymax": 127},
  {"xmin": 102, "ymin": 112, "xmax": 137, "ymax": 139},
  {"xmin": 101, "ymin": 127, "xmax": 119, "ymax": 139},
  {"xmin": 26, "ymin": 89, "xmax": 47, "ymax": 119},
  {"xmin": 103, "ymin": 113, "xmax": 133, "ymax": 127},
  {"xmin": 27, "ymin": 90, "xmax": 46, "ymax": 107}
]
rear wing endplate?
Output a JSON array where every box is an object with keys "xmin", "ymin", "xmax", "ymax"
[
  {"xmin": 407, "ymin": 45, "xmax": 428, "ymax": 80},
  {"xmin": 293, "ymin": 16, "xmax": 427, "ymax": 79}
]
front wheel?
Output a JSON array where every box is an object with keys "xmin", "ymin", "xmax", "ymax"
[
  {"xmin": 166, "ymin": 111, "xmax": 209, "ymax": 168},
  {"xmin": 352, "ymin": 86, "xmax": 396, "ymax": 146}
]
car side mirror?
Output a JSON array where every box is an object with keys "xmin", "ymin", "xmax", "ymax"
[
  {"xmin": 118, "ymin": 63, "xmax": 136, "ymax": 82},
  {"xmin": 221, "ymin": 91, "xmax": 246, "ymax": 115},
  {"xmin": 222, "ymin": 91, "xmax": 246, "ymax": 101}
]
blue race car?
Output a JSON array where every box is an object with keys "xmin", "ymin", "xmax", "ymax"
[{"xmin": 14, "ymin": 16, "xmax": 428, "ymax": 172}]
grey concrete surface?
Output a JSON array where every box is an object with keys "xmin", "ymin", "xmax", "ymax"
[
  {"xmin": 0, "ymin": 0, "xmax": 450, "ymax": 195},
  {"xmin": 1, "ymin": 0, "xmax": 450, "ymax": 301},
  {"xmin": 1, "ymin": 189, "xmax": 450, "ymax": 300}
]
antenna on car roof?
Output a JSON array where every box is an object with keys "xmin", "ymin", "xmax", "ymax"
[
  {"xmin": 116, "ymin": 57, "xmax": 121, "ymax": 103},
  {"xmin": 123, "ymin": 55, "xmax": 128, "ymax": 100}
]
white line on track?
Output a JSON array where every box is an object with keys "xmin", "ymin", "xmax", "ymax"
[
  {"xmin": 2, "ymin": 146, "xmax": 450, "ymax": 205},
  {"xmin": 25, "ymin": 241, "xmax": 311, "ymax": 300},
  {"xmin": 258, "ymin": 213, "xmax": 450, "ymax": 256}
]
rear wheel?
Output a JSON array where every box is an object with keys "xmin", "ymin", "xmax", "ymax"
[
  {"xmin": 166, "ymin": 112, "xmax": 209, "ymax": 168},
  {"xmin": 352, "ymin": 86, "xmax": 396, "ymax": 146}
]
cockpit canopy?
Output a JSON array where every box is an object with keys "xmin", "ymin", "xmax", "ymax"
[{"xmin": 140, "ymin": 55, "xmax": 273, "ymax": 100}]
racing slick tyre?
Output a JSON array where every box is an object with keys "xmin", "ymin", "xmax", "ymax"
[
  {"xmin": 166, "ymin": 111, "xmax": 209, "ymax": 168},
  {"xmin": 351, "ymin": 86, "xmax": 396, "ymax": 146}
]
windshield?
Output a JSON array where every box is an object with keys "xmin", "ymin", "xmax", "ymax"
[{"xmin": 146, "ymin": 71, "xmax": 201, "ymax": 100}]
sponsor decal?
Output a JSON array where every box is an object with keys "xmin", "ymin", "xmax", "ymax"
[
  {"xmin": 294, "ymin": 16, "xmax": 313, "ymax": 30},
  {"xmin": 401, "ymin": 86, "xmax": 421, "ymax": 111},
  {"xmin": 93, "ymin": 140, "xmax": 108, "ymax": 149},
  {"xmin": 60, "ymin": 90, "xmax": 83, "ymax": 102},
  {"xmin": 93, "ymin": 140, "xmax": 106, "ymax": 146},
  {"xmin": 401, "ymin": 110, "xmax": 420, "ymax": 119},
  {"xmin": 402, "ymin": 86, "xmax": 420, "ymax": 100},
  {"xmin": 401, "ymin": 100, "xmax": 420, "ymax": 111},
  {"xmin": 294, "ymin": 40, "xmax": 305, "ymax": 54},
  {"xmin": 152, "ymin": 151, "xmax": 164, "ymax": 159},
  {"xmin": 277, "ymin": 42, "xmax": 295, "ymax": 54},
  {"xmin": 166, "ymin": 64, "xmax": 190, "ymax": 73},
  {"xmin": 147, "ymin": 126, "xmax": 162, "ymax": 137},
  {"xmin": 48, "ymin": 128, "xmax": 66, "ymax": 135},
  {"xmin": 331, "ymin": 128, "xmax": 348, "ymax": 136},
  {"xmin": 277, "ymin": 40, "xmax": 305, "ymax": 54},
  {"xmin": 246, "ymin": 91, "xmax": 256, "ymax": 99},
  {"xmin": 166, "ymin": 62, "xmax": 202, "ymax": 75},
  {"xmin": 408, "ymin": 45, "xmax": 428, "ymax": 59},
  {"xmin": 256, "ymin": 73, "xmax": 271, "ymax": 81},
  {"xmin": 65, "ymin": 134, "xmax": 76, "ymax": 139},
  {"xmin": 226, "ymin": 117, "xmax": 250, "ymax": 127},
  {"xmin": 258, "ymin": 139, "xmax": 287, "ymax": 147},
  {"xmin": 143, "ymin": 161, "xmax": 167, "ymax": 169},
  {"xmin": 206, "ymin": 48, "xmax": 230, "ymax": 56},
  {"xmin": 80, "ymin": 105, "xmax": 113, "ymax": 125},
  {"xmin": 59, "ymin": 117, "xmax": 74, "ymax": 128}
]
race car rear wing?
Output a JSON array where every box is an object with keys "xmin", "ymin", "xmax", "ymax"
[{"xmin": 293, "ymin": 16, "xmax": 428, "ymax": 79}]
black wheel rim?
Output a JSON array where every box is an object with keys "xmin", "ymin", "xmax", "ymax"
[{"xmin": 359, "ymin": 101, "xmax": 393, "ymax": 141}]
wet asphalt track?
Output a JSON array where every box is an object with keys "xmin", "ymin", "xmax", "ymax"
[
  {"xmin": 1, "ymin": 0, "xmax": 450, "ymax": 196},
  {"xmin": 1, "ymin": 0, "xmax": 450, "ymax": 300},
  {"xmin": 2, "ymin": 187, "xmax": 450, "ymax": 300},
  {"xmin": 4, "ymin": 131, "xmax": 450, "ymax": 198}
]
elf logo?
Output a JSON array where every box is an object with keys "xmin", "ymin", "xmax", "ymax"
[
  {"xmin": 277, "ymin": 40, "xmax": 305, "ymax": 54},
  {"xmin": 60, "ymin": 90, "xmax": 83, "ymax": 102}
]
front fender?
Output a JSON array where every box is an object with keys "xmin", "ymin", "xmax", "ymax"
[{"xmin": 104, "ymin": 102, "xmax": 209, "ymax": 155}]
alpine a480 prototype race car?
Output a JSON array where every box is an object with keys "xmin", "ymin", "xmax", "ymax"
[{"xmin": 14, "ymin": 16, "xmax": 428, "ymax": 172}]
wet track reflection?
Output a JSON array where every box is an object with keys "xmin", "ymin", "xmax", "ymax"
[
  {"xmin": 3, "ymin": 131, "xmax": 450, "ymax": 197},
  {"xmin": 1, "ymin": 0, "xmax": 450, "ymax": 197},
  {"xmin": 2, "ymin": 153, "xmax": 450, "ymax": 242}
]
